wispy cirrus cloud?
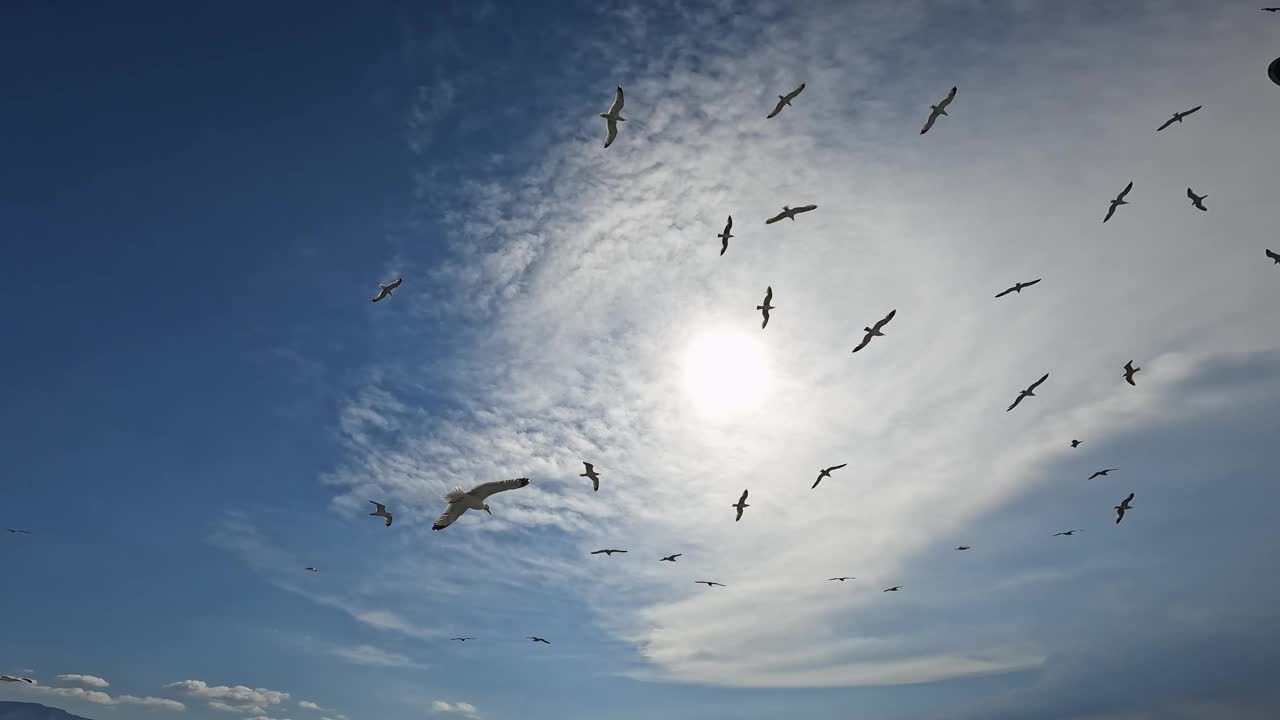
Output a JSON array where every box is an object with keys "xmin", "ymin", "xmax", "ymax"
[{"xmin": 329, "ymin": 644, "xmax": 424, "ymax": 670}]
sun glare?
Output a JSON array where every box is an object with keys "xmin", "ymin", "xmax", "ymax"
[{"xmin": 682, "ymin": 329, "xmax": 771, "ymax": 420}]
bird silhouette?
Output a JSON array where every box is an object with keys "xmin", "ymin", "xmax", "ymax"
[
  {"xmin": 920, "ymin": 86, "xmax": 956, "ymax": 134},
  {"xmin": 368, "ymin": 501, "xmax": 393, "ymax": 527},
  {"xmin": 526, "ymin": 636, "xmax": 551, "ymax": 644},
  {"xmin": 371, "ymin": 277, "xmax": 403, "ymax": 302},
  {"xmin": 765, "ymin": 204, "xmax": 818, "ymax": 224},
  {"xmin": 718, "ymin": 216, "xmax": 734, "ymax": 256},
  {"xmin": 580, "ymin": 462, "xmax": 601, "ymax": 491},
  {"xmin": 1070, "ymin": 439, "xmax": 1082, "ymax": 448},
  {"xmin": 852, "ymin": 309, "xmax": 897, "ymax": 353},
  {"xmin": 732, "ymin": 489, "xmax": 750, "ymax": 521},
  {"xmin": 1007, "ymin": 372, "xmax": 1050, "ymax": 412},
  {"xmin": 757, "ymin": 287, "xmax": 775, "ymax": 328},
  {"xmin": 994, "ymin": 278, "xmax": 1042, "ymax": 298},
  {"xmin": 1088, "ymin": 468, "xmax": 1119, "ymax": 480},
  {"xmin": 766, "ymin": 83, "xmax": 806, "ymax": 119},
  {"xmin": 812, "ymin": 463, "xmax": 848, "ymax": 489},
  {"xmin": 1103, "ymin": 181, "xmax": 1133, "ymax": 223},
  {"xmin": 1123, "ymin": 361, "xmax": 1141, "ymax": 386},
  {"xmin": 1155, "ymin": 105, "xmax": 1202, "ymax": 131},
  {"xmin": 1187, "ymin": 188, "xmax": 1208, "ymax": 211},
  {"xmin": 695, "ymin": 580, "xmax": 726, "ymax": 587},
  {"xmin": 1266, "ymin": 249, "xmax": 1280, "ymax": 264},
  {"xmin": 1115, "ymin": 493, "xmax": 1135, "ymax": 524},
  {"xmin": 600, "ymin": 86, "xmax": 625, "ymax": 148},
  {"xmin": 590, "ymin": 549, "xmax": 628, "ymax": 556},
  {"xmin": 660, "ymin": 554, "xmax": 682, "ymax": 562},
  {"xmin": 828, "ymin": 576, "xmax": 855, "ymax": 581}
]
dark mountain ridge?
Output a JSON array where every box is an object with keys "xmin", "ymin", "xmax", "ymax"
[{"xmin": 0, "ymin": 702, "xmax": 95, "ymax": 720}]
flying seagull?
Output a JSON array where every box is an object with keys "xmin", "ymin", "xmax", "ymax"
[
  {"xmin": 718, "ymin": 216, "xmax": 734, "ymax": 256},
  {"xmin": 732, "ymin": 489, "xmax": 750, "ymax": 521},
  {"xmin": 1088, "ymin": 468, "xmax": 1119, "ymax": 480},
  {"xmin": 368, "ymin": 501, "xmax": 393, "ymax": 527},
  {"xmin": 1186, "ymin": 188, "xmax": 1208, "ymax": 212},
  {"xmin": 6, "ymin": 529, "xmax": 31, "ymax": 534},
  {"xmin": 766, "ymin": 83, "xmax": 806, "ymax": 119},
  {"xmin": 1123, "ymin": 360, "xmax": 1141, "ymax": 386},
  {"xmin": 1103, "ymin": 181, "xmax": 1133, "ymax": 223},
  {"xmin": 994, "ymin": 278, "xmax": 1042, "ymax": 298},
  {"xmin": 883, "ymin": 585, "xmax": 903, "ymax": 592},
  {"xmin": 1006, "ymin": 372, "xmax": 1050, "ymax": 412},
  {"xmin": 304, "ymin": 566, "xmax": 318, "ymax": 572},
  {"xmin": 764, "ymin": 204, "xmax": 818, "ymax": 224},
  {"xmin": 1071, "ymin": 439, "xmax": 1082, "ymax": 448},
  {"xmin": 811, "ymin": 463, "xmax": 848, "ymax": 489},
  {"xmin": 660, "ymin": 554, "xmax": 682, "ymax": 562},
  {"xmin": 757, "ymin": 286, "xmax": 775, "ymax": 329},
  {"xmin": 955, "ymin": 545, "xmax": 972, "ymax": 551},
  {"xmin": 580, "ymin": 462, "xmax": 601, "ymax": 492},
  {"xmin": 1053, "ymin": 529, "xmax": 1082, "ymax": 536},
  {"xmin": 920, "ymin": 85, "xmax": 957, "ymax": 135},
  {"xmin": 695, "ymin": 580, "xmax": 726, "ymax": 587},
  {"xmin": 432, "ymin": 477, "xmax": 531, "ymax": 531},
  {"xmin": 451, "ymin": 637, "xmax": 475, "ymax": 642},
  {"xmin": 371, "ymin": 277, "xmax": 403, "ymax": 302},
  {"xmin": 1114, "ymin": 492, "xmax": 1135, "ymax": 524},
  {"xmin": 526, "ymin": 636, "xmax": 551, "ymax": 644},
  {"xmin": 0, "ymin": 676, "xmax": 34, "ymax": 684},
  {"xmin": 828, "ymin": 576, "xmax": 855, "ymax": 581},
  {"xmin": 591, "ymin": 549, "xmax": 628, "ymax": 556},
  {"xmin": 600, "ymin": 86, "xmax": 625, "ymax": 148},
  {"xmin": 1266, "ymin": 7, "xmax": 1280, "ymax": 11},
  {"xmin": 851, "ymin": 309, "xmax": 897, "ymax": 353},
  {"xmin": 1266, "ymin": 249, "xmax": 1280, "ymax": 264},
  {"xmin": 1156, "ymin": 105, "xmax": 1202, "ymax": 131}
]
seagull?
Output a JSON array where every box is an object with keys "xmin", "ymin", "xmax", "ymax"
[
  {"xmin": 718, "ymin": 216, "xmax": 734, "ymax": 256},
  {"xmin": 0, "ymin": 676, "xmax": 34, "ymax": 684},
  {"xmin": 883, "ymin": 586, "xmax": 903, "ymax": 592},
  {"xmin": 1053, "ymin": 530, "xmax": 1083, "ymax": 536},
  {"xmin": 371, "ymin": 277, "xmax": 402, "ymax": 302},
  {"xmin": 766, "ymin": 83, "xmax": 806, "ymax": 119},
  {"xmin": 811, "ymin": 463, "xmax": 848, "ymax": 489},
  {"xmin": 695, "ymin": 580, "xmax": 726, "ymax": 587},
  {"xmin": 1123, "ymin": 360, "xmax": 1141, "ymax": 386},
  {"xmin": 765, "ymin": 204, "xmax": 818, "ymax": 224},
  {"xmin": 732, "ymin": 489, "xmax": 750, "ymax": 521},
  {"xmin": 920, "ymin": 85, "xmax": 957, "ymax": 134},
  {"xmin": 1006, "ymin": 372, "xmax": 1050, "ymax": 412},
  {"xmin": 1155, "ymin": 105, "xmax": 1202, "ymax": 131},
  {"xmin": 955, "ymin": 545, "xmax": 972, "ymax": 551},
  {"xmin": 851, "ymin": 309, "xmax": 897, "ymax": 353},
  {"xmin": 994, "ymin": 278, "xmax": 1042, "ymax": 298},
  {"xmin": 600, "ymin": 86, "xmax": 625, "ymax": 148},
  {"xmin": 829, "ymin": 576, "xmax": 855, "ymax": 582},
  {"xmin": 368, "ymin": 501, "xmax": 393, "ymax": 527},
  {"xmin": 451, "ymin": 637, "xmax": 475, "ymax": 642},
  {"xmin": 1088, "ymin": 468, "xmax": 1119, "ymax": 480},
  {"xmin": 526, "ymin": 636, "xmax": 551, "ymax": 644},
  {"xmin": 1266, "ymin": 249, "xmax": 1280, "ymax": 264},
  {"xmin": 5, "ymin": 529, "xmax": 31, "ymax": 534},
  {"xmin": 432, "ymin": 478, "xmax": 530, "ymax": 531},
  {"xmin": 590, "ymin": 549, "xmax": 628, "ymax": 556},
  {"xmin": 1115, "ymin": 492, "xmax": 1135, "ymax": 524},
  {"xmin": 757, "ymin": 286, "xmax": 775, "ymax": 329},
  {"xmin": 304, "ymin": 567, "xmax": 318, "ymax": 572},
  {"xmin": 1265, "ymin": 7, "xmax": 1280, "ymax": 11},
  {"xmin": 1186, "ymin": 188, "xmax": 1208, "ymax": 212},
  {"xmin": 660, "ymin": 554, "xmax": 682, "ymax": 562},
  {"xmin": 580, "ymin": 462, "xmax": 601, "ymax": 492},
  {"xmin": 1071, "ymin": 439, "xmax": 1082, "ymax": 448},
  {"xmin": 1103, "ymin": 181, "xmax": 1133, "ymax": 223}
]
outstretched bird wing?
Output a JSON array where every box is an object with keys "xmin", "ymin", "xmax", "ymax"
[
  {"xmin": 766, "ymin": 96, "xmax": 788, "ymax": 119},
  {"xmin": 785, "ymin": 83, "xmax": 806, "ymax": 102},
  {"xmin": 763, "ymin": 286, "xmax": 772, "ymax": 305},
  {"xmin": 470, "ymin": 477, "xmax": 531, "ymax": 500},
  {"xmin": 1027, "ymin": 372, "xmax": 1050, "ymax": 393},
  {"xmin": 1023, "ymin": 278, "xmax": 1042, "ymax": 289},
  {"xmin": 1006, "ymin": 392, "xmax": 1026, "ymax": 412},
  {"xmin": 792, "ymin": 204, "xmax": 817, "ymax": 214},
  {"xmin": 765, "ymin": 209, "xmax": 787, "ymax": 224},
  {"xmin": 433, "ymin": 502, "xmax": 467, "ymax": 531},
  {"xmin": 1117, "ymin": 181, "xmax": 1133, "ymax": 201},
  {"xmin": 920, "ymin": 108, "xmax": 941, "ymax": 135},
  {"xmin": 1155, "ymin": 115, "xmax": 1177, "ymax": 132},
  {"xmin": 995, "ymin": 285, "xmax": 1017, "ymax": 298},
  {"xmin": 851, "ymin": 331, "xmax": 874, "ymax": 353},
  {"xmin": 603, "ymin": 118, "xmax": 619, "ymax": 148},
  {"xmin": 937, "ymin": 86, "xmax": 957, "ymax": 111},
  {"xmin": 608, "ymin": 86, "xmax": 624, "ymax": 116},
  {"xmin": 871, "ymin": 309, "xmax": 897, "ymax": 333},
  {"xmin": 1183, "ymin": 105, "xmax": 1202, "ymax": 117},
  {"xmin": 384, "ymin": 277, "xmax": 403, "ymax": 291},
  {"xmin": 1266, "ymin": 249, "xmax": 1280, "ymax": 262},
  {"xmin": 825, "ymin": 463, "xmax": 847, "ymax": 472}
]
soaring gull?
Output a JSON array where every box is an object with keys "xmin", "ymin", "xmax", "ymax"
[
  {"xmin": 1071, "ymin": 439, "xmax": 1082, "ymax": 448},
  {"xmin": 828, "ymin": 576, "xmax": 855, "ymax": 581},
  {"xmin": 590, "ymin": 549, "xmax": 628, "ymax": 556},
  {"xmin": 1186, "ymin": 188, "xmax": 1208, "ymax": 212},
  {"xmin": 6, "ymin": 529, "xmax": 31, "ymax": 534},
  {"xmin": 580, "ymin": 462, "xmax": 601, "ymax": 492},
  {"xmin": 765, "ymin": 204, "xmax": 818, "ymax": 224},
  {"xmin": 766, "ymin": 83, "xmax": 806, "ymax": 119},
  {"xmin": 955, "ymin": 545, "xmax": 972, "ymax": 551},
  {"xmin": 432, "ymin": 478, "xmax": 531, "ymax": 531},
  {"xmin": 1053, "ymin": 529, "xmax": 1083, "ymax": 536},
  {"xmin": 660, "ymin": 554, "xmax": 682, "ymax": 562},
  {"xmin": 718, "ymin": 215, "xmax": 734, "ymax": 256},
  {"xmin": 1006, "ymin": 372, "xmax": 1050, "ymax": 412},
  {"xmin": 1123, "ymin": 360, "xmax": 1142, "ymax": 386},
  {"xmin": 371, "ymin": 277, "xmax": 402, "ymax": 302},
  {"xmin": 0, "ymin": 676, "xmax": 35, "ymax": 684},
  {"xmin": 1103, "ymin": 181, "xmax": 1133, "ymax": 223},
  {"xmin": 526, "ymin": 636, "xmax": 551, "ymax": 644},
  {"xmin": 1115, "ymin": 492, "xmax": 1135, "ymax": 524},
  {"xmin": 757, "ymin": 286, "xmax": 775, "ymax": 329},
  {"xmin": 1266, "ymin": 249, "xmax": 1280, "ymax": 264},
  {"xmin": 732, "ymin": 489, "xmax": 750, "ymax": 521},
  {"xmin": 1156, "ymin": 105, "xmax": 1202, "ymax": 131},
  {"xmin": 811, "ymin": 463, "xmax": 848, "ymax": 489},
  {"xmin": 304, "ymin": 566, "xmax": 318, "ymax": 572},
  {"xmin": 851, "ymin": 309, "xmax": 897, "ymax": 353},
  {"xmin": 919, "ymin": 86, "xmax": 957, "ymax": 134},
  {"xmin": 695, "ymin": 580, "xmax": 726, "ymax": 587},
  {"xmin": 1088, "ymin": 468, "xmax": 1119, "ymax": 480},
  {"xmin": 994, "ymin": 278, "xmax": 1042, "ymax": 298},
  {"xmin": 600, "ymin": 86, "xmax": 626, "ymax": 148},
  {"xmin": 368, "ymin": 501, "xmax": 393, "ymax": 527},
  {"xmin": 883, "ymin": 585, "xmax": 903, "ymax": 592},
  {"xmin": 451, "ymin": 637, "xmax": 475, "ymax": 642}
]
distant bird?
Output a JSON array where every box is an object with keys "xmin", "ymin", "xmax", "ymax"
[
  {"xmin": 0, "ymin": 676, "xmax": 34, "ymax": 684},
  {"xmin": 828, "ymin": 576, "xmax": 855, "ymax": 582},
  {"xmin": 718, "ymin": 216, "xmax": 734, "ymax": 256},
  {"xmin": 1266, "ymin": 249, "xmax": 1280, "ymax": 264},
  {"xmin": 432, "ymin": 477, "xmax": 531, "ymax": 531},
  {"xmin": 368, "ymin": 501, "xmax": 393, "ymax": 527},
  {"xmin": 1155, "ymin": 105, "xmax": 1202, "ymax": 131},
  {"xmin": 994, "ymin": 278, "xmax": 1042, "ymax": 298},
  {"xmin": 600, "ymin": 86, "xmax": 625, "ymax": 148},
  {"xmin": 1103, "ymin": 181, "xmax": 1133, "ymax": 223},
  {"xmin": 765, "ymin": 204, "xmax": 818, "ymax": 224},
  {"xmin": 883, "ymin": 586, "xmax": 903, "ymax": 592},
  {"xmin": 811, "ymin": 463, "xmax": 848, "ymax": 489},
  {"xmin": 732, "ymin": 489, "xmax": 750, "ymax": 521},
  {"xmin": 304, "ymin": 567, "xmax": 317, "ymax": 572},
  {"xmin": 1088, "ymin": 468, "xmax": 1119, "ymax": 480},
  {"xmin": 1053, "ymin": 530, "xmax": 1082, "ymax": 536},
  {"xmin": 851, "ymin": 309, "xmax": 897, "ymax": 353},
  {"xmin": 660, "ymin": 554, "xmax": 682, "ymax": 562},
  {"xmin": 580, "ymin": 462, "xmax": 601, "ymax": 492},
  {"xmin": 1006, "ymin": 372, "xmax": 1050, "ymax": 412},
  {"xmin": 920, "ymin": 86, "xmax": 957, "ymax": 135},
  {"xmin": 5, "ymin": 529, "xmax": 31, "ymax": 534},
  {"xmin": 1123, "ymin": 360, "xmax": 1141, "ymax": 386},
  {"xmin": 766, "ymin": 83, "xmax": 806, "ymax": 119},
  {"xmin": 371, "ymin": 277, "xmax": 402, "ymax": 302},
  {"xmin": 451, "ymin": 637, "xmax": 475, "ymax": 642},
  {"xmin": 1266, "ymin": 7, "xmax": 1280, "ymax": 11},
  {"xmin": 1186, "ymin": 188, "xmax": 1208, "ymax": 212},
  {"xmin": 526, "ymin": 636, "xmax": 551, "ymax": 644},
  {"xmin": 695, "ymin": 580, "xmax": 726, "ymax": 587},
  {"xmin": 591, "ymin": 549, "xmax": 628, "ymax": 556},
  {"xmin": 1114, "ymin": 492, "xmax": 1135, "ymax": 524},
  {"xmin": 955, "ymin": 546, "xmax": 972, "ymax": 551},
  {"xmin": 757, "ymin": 286, "xmax": 775, "ymax": 329},
  {"xmin": 1071, "ymin": 439, "xmax": 1082, "ymax": 448}
]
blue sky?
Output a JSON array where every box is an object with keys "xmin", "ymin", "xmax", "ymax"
[{"xmin": 3, "ymin": 2, "xmax": 1280, "ymax": 720}]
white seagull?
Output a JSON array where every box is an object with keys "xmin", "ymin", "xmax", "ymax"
[
  {"xmin": 1156, "ymin": 105, "xmax": 1202, "ymax": 131},
  {"xmin": 600, "ymin": 86, "xmax": 626, "ymax": 148},
  {"xmin": 852, "ymin": 309, "xmax": 896, "ymax": 353},
  {"xmin": 1103, "ymin": 181, "xmax": 1133, "ymax": 223},
  {"xmin": 432, "ymin": 477, "xmax": 531, "ymax": 531},
  {"xmin": 732, "ymin": 489, "xmax": 750, "ymax": 521},
  {"xmin": 766, "ymin": 83, "xmax": 806, "ymax": 119},
  {"xmin": 757, "ymin": 286, "xmax": 775, "ymax": 329},
  {"xmin": 1007, "ymin": 372, "xmax": 1050, "ymax": 412},
  {"xmin": 304, "ymin": 566, "xmax": 318, "ymax": 572},
  {"xmin": 0, "ymin": 676, "xmax": 34, "ymax": 684},
  {"xmin": 368, "ymin": 501, "xmax": 393, "ymax": 527},
  {"xmin": 920, "ymin": 86, "xmax": 957, "ymax": 135},
  {"xmin": 718, "ymin": 215, "xmax": 734, "ymax": 256},
  {"xmin": 1186, "ymin": 188, "xmax": 1208, "ymax": 212},
  {"xmin": 765, "ymin": 204, "xmax": 818, "ymax": 224},
  {"xmin": 580, "ymin": 462, "xmax": 601, "ymax": 492},
  {"xmin": 372, "ymin": 277, "xmax": 403, "ymax": 302}
]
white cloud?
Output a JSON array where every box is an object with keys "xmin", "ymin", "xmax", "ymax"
[
  {"xmin": 329, "ymin": 644, "xmax": 424, "ymax": 669},
  {"xmin": 14, "ymin": 683, "xmax": 185, "ymax": 711},
  {"xmin": 297, "ymin": 701, "xmax": 330, "ymax": 712},
  {"xmin": 119, "ymin": 696, "xmax": 188, "ymax": 711},
  {"xmin": 56, "ymin": 674, "xmax": 109, "ymax": 688},
  {"xmin": 210, "ymin": 701, "xmax": 269, "ymax": 715},
  {"xmin": 431, "ymin": 700, "xmax": 480, "ymax": 719},
  {"xmin": 166, "ymin": 680, "xmax": 288, "ymax": 708}
]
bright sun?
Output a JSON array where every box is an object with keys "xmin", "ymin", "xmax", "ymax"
[{"xmin": 682, "ymin": 329, "xmax": 771, "ymax": 420}]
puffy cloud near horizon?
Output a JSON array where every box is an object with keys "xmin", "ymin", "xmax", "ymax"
[
  {"xmin": 430, "ymin": 700, "xmax": 480, "ymax": 719},
  {"xmin": 56, "ymin": 675, "xmax": 108, "ymax": 688},
  {"xmin": 11, "ymin": 682, "xmax": 185, "ymax": 711},
  {"xmin": 167, "ymin": 680, "xmax": 289, "ymax": 708}
]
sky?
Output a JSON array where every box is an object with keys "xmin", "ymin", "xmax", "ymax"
[{"xmin": 2, "ymin": 1, "xmax": 1280, "ymax": 719}]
